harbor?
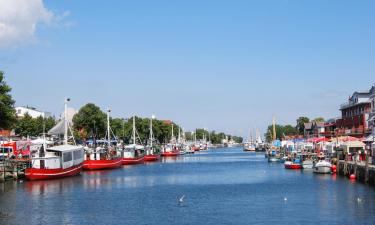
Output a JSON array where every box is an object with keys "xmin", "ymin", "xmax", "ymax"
[{"xmin": 1, "ymin": 148, "xmax": 375, "ymax": 225}]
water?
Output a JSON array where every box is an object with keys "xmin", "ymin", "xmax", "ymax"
[{"xmin": 1, "ymin": 147, "xmax": 375, "ymax": 225}]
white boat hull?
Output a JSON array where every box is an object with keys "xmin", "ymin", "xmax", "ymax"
[{"xmin": 313, "ymin": 166, "xmax": 331, "ymax": 174}]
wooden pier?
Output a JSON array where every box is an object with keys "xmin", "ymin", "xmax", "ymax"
[
  {"xmin": 337, "ymin": 160, "xmax": 375, "ymax": 185},
  {"xmin": 0, "ymin": 159, "xmax": 29, "ymax": 182}
]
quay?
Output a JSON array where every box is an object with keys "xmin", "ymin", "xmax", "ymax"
[{"xmin": 337, "ymin": 160, "xmax": 375, "ymax": 185}]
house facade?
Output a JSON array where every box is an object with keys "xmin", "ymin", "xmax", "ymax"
[
  {"xmin": 336, "ymin": 91, "xmax": 372, "ymax": 138},
  {"xmin": 15, "ymin": 106, "xmax": 51, "ymax": 119}
]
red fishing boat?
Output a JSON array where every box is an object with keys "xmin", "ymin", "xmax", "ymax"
[
  {"xmin": 83, "ymin": 109, "xmax": 123, "ymax": 170},
  {"xmin": 284, "ymin": 161, "xmax": 302, "ymax": 170},
  {"xmin": 26, "ymin": 98, "xmax": 84, "ymax": 181},
  {"xmin": 122, "ymin": 155, "xmax": 145, "ymax": 165},
  {"xmin": 83, "ymin": 157, "xmax": 122, "ymax": 170},
  {"xmin": 25, "ymin": 145, "xmax": 84, "ymax": 180},
  {"xmin": 144, "ymin": 154, "xmax": 160, "ymax": 162},
  {"xmin": 161, "ymin": 151, "xmax": 179, "ymax": 157}
]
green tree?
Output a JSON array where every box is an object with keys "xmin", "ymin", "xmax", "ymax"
[
  {"xmin": 284, "ymin": 125, "xmax": 297, "ymax": 136},
  {"xmin": 265, "ymin": 124, "xmax": 285, "ymax": 142},
  {"xmin": 312, "ymin": 117, "xmax": 325, "ymax": 123},
  {"xmin": 296, "ymin": 116, "xmax": 310, "ymax": 135},
  {"xmin": 72, "ymin": 103, "xmax": 106, "ymax": 140},
  {"xmin": 0, "ymin": 71, "xmax": 16, "ymax": 130},
  {"xmin": 14, "ymin": 113, "xmax": 36, "ymax": 137}
]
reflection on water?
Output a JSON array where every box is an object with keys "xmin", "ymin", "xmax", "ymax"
[{"xmin": 1, "ymin": 148, "xmax": 375, "ymax": 225}]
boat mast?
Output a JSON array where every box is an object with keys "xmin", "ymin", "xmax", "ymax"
[
  {"xmin": 178, "ymin": 126, "xmax": 181, "ymax": 144},
  {"xmin": 272, "ymin": 115, "xmax": 276, "ymax": 141},
  {"xmin": 171, "ymin": 123, "xmax": 174, "ymax": 143},
  {"xmin": 150, "ymin": 115, "xmax": 155, "ymax": 148},
  {"xmin": 107, "ymin": 109, "xmax": 111, "ymax": 147},
  {"xmin": 133, "ymin": 116, "xmax": 136, "ymax": 145},
  {"xmin": 64, "ymin": 97, "xmax": 70, "ymax": 145}
]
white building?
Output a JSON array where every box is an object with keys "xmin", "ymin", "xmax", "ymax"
[{"xmin": 15, "ymin": 106, "xmax": 52, "ymax": 119}]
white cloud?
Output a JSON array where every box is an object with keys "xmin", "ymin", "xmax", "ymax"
[{"xmin": 0, "ymin": 0, "xmax": 55, "ymax": 48}]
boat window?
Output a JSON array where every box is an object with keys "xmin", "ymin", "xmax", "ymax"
[
  {"xmin": 0, "ymin": 147, "xmax": 12, "ymax": 154},
  {"xmin": 63, "ymin": 152, "xmax": 73, "ymax": 162},
  {"xmin": 73, "ymin": 150, "xmax": 83, "ymax": 160}
]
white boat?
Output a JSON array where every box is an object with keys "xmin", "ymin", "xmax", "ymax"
[
  {"xmin": 313, "ymin": 160, "xmax": 332, "ymax": 174},
  {"xmin": 302, "ymin": 160, "xmax": 314, "ymax": 169}
]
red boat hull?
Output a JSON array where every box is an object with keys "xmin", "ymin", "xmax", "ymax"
[
  {"xmin": 285, "ymin": 164, "xmax": 303, "ymax": 169},
  {"xmin": 161, "ymin": 151, "xmax": 179, "ymax": 157},
  {"xmin": 122, "ymin": 156, "xmax": 145, "ymax": 165},
  {"xmin": 25, "ymin": 164, "xmax": 83, "ymax": 181},
  {"xmin": 83, "ymin": 158, "xmax": 122, "ymax": 170},
  {"xmin": 144, "ymin": 154, "xmax": 160, "ymax": 162}
]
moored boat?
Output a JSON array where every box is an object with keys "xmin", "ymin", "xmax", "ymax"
[
  {"xmin": 25, "ymin": 98, "xmax": 84, "ymax": 180},
  {"xmin": 83, "ymin": 109, "xmax": 122, "ymax": 170},
  {"xmin": 313, "ymin": 160, "xmax": 332, "ymax": 174},
  {"xmin": 284, "ymin": 160, "xmax": 302, "ymax": 169}
]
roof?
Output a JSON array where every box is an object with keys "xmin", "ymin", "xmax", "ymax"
[
  {"xmin": 341, "ymin": 141, "xmax": 365, "ymax": 148},
  {"xmin": 47, "ymin": 145, "xmax": 83, "ymax": 152}
]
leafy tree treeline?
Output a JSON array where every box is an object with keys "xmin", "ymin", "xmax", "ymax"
[
  {"xmin": 265, "ymin": 116, "xmax": 325, "ymax": 142},
  {"xmin": 0, "ymin": 71, "xmax": 16, "ymax": 130}
]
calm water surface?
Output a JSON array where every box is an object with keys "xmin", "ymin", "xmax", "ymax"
[{"xmin": 1, "ymin": 147, "xmax": 375, "ymax": 225}]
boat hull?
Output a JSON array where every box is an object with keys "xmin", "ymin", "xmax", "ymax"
[
  {"xmin": 25, "ymin": 164, "xmax": 83, "ymax": 181},
  {"xmin": 144, "ymin": 154, "xmax": 160, "ymax": 162},
  {"xmin": 285, "ymin": 164, "xmax": 302, "ymax": 169},
  {"xmin": 268, "ymin": 157, "xmax": 279, "ymax": 162},
  {"xmin": 83, "ymin": 158, "xmax": 122, "ymax": 170},
  {"xmin": 313, "ymin": 166, "xmax": 331, "ymax": 174},
  {"xmin": 122, "ymin": 156, "xmax": 145, "ymax": 165},
  {"xmin": 161, "ymin": 151, "xmax": 179, "ymax": 157}
]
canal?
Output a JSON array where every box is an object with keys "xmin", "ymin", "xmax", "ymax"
[{"xmin": 1, "ymin": 147, "xmax": 375, "ymax": 225}]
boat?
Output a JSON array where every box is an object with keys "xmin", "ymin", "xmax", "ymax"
[
  {"xmin": 313, "ymin": 156, "xmax": 332, "ymax": 174},
  {"xmin": 284, "ymin": 159, "xmax": 302, "ymax": 169},
  {"xmin": 161, "ymin": 144, "xmax": 179, "ymax": 157},
  {"xmin": 144, "ymin": 115, "xmax": 160, "ymax": 162},
  {"xmin": 121, "ymin": 116, "xmax": 145, "ymax": 165},
  {"xmin": 83, "ymin": 109, "xmax": 122, "ymax": 170},
  {"xmin": 302, "ymin": 160, "xmax": 314, "ymax": 169},
  {"xmin": 25, "ymin": 98, "xmax": 84, "ymax": 180}
]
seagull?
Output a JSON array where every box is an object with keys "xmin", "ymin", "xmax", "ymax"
[
  {"xmin": 284, "ymin": 197, "xmax": 288, "ymax": 202},
  {"xmin": 357, "ymin": 197, "xmax": 362, "ymax": 203},
  {"xmin": 178, "ymin": 195, "xmax": 185, "ymax": 204}
]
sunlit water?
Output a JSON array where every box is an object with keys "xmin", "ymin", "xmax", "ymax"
[{"xmin": 1, "ymin": 147, "xmax": 375, "ymax": 225}]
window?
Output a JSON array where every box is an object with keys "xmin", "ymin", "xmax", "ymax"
[
  {"xmin": 63, "ymin": 152, "xmax": 73, "ymax": 162},
  {"xmin": 73, "ymin": 150, "xmax": 83, "ymax": 160}
]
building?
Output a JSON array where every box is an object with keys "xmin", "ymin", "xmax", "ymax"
[
  {"xmin": 304, "ymin": 121, "xmax": 325, "ymax": 138},
  {"xmin": 336, "ymin": 90, "xmax": 372, "ymax": 138},
  {"xmin": 15, "ymin": 106, "xmax": 51, "ymax": 119},
  {"xmin": 367, "ymin": 85, "xmax": 375, "ymax": 140}
]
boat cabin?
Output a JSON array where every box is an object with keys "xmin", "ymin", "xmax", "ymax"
[
  {"xmin": 122, "ymin": 144, "xmax": 144, "ymax": 158},
  {"xmin": 0, "ymin": 146, "xmax": 13, "ymax": 159},
  {"xmin": 31, "ymin": 145, "xmax": 84, "ymax": 169}
]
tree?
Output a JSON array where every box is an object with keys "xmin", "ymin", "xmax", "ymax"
[
  {"xmin": 296, "ymin": 116, "xmax": 310, "ymax": 135},
  {"xmin": 72, "ymin": 103, "xmax": 107, "ymax": 140},
  {"xmin": 312, "ymin": 117, "xmax": 325, "ymax": 123},
  {"xmin": 284, "ymin": 125, "xmax": 297, "ymax": 136},
  {"xmin": 265, "ymin": 124, "xmax": 285, "ymax": 142},
  {"xmin": 0, "ymin": 71, "xmax": 16, "ymax": 130},
  {"xmin": 14, "ymin": 113, "xmax": 36, "ymax": 137},
  {"xmin": 14, "ymin": 114, "xmax": 56, "ymax": 137}
]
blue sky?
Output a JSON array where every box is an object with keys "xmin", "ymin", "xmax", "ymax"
[{"xmin": 1, "ymin": 0, "xmax": 375, "ymax": 137}]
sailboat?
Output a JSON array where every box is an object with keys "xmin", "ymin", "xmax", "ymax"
[
  {"xmin": 161, "ymin": 123, "xmax": 179, "ymax": 157},
  {"xmin": 83, "ymin": 109, "xmax": 122, "ymax": 170},
  {"xmin": 144, "ymin": 115, "xmax": 160, "ymax": 162},
  {"xmin": 121, "ymin": 116, "xmax": 145, "ymax": 165},
  {"xmin": 25, "ymin": 98, "xmax": 84, "ymax": 180}
]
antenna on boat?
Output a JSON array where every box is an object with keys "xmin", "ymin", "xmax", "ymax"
[
  {"xmin": 150, "ymin": 114, "xmax": 155, "ymax": 149},
  {"xmin": 64, "ymin": 97, "xmax": 70, "ymax": 145}
]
